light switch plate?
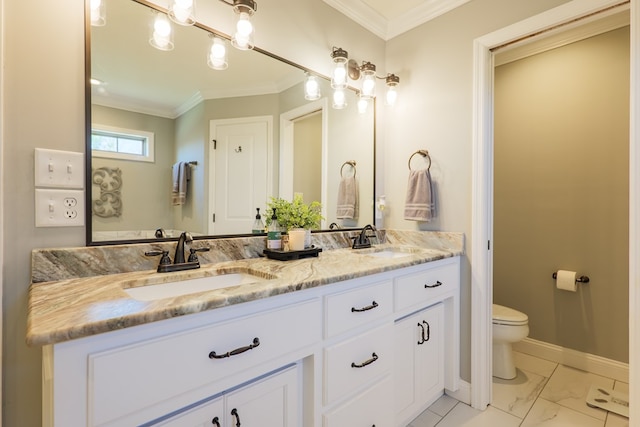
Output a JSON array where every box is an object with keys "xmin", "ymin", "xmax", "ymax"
[
  {"xmin": 35, "ymin": 148, "xmax": 84, "ymax": 189},
  {"xmin": 35, "ymin": 189, "xmax": 85, "ymax": 227}
]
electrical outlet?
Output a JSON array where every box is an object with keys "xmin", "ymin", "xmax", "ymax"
[
  {"xmin": 35, "ymin": 189, "xmax": 85, "ymax": 227},
  {"xmin": 34, "ymin": 148, "xmax": 84, "ymax": 189}
]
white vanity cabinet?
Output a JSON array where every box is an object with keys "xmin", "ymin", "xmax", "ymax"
[
  {"xmin": 394, "ymin": 303, "xmax": 445, "ymax": 424},
  {"xmin": 156, "ymin": 365, "xmax": 298, "ymax": 427},
  {"xmin": 41, "ymin": 256, "xmax": 460, "ymax": 427}
]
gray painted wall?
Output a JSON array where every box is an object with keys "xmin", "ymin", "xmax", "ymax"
[{"xmin": 494, "ymin": 27, "xmax": 630, "ymax": 362}]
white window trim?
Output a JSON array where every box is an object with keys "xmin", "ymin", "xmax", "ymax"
[{"xmin": 91, "ymin": 123, "xmax": 155, "ymax": 163}]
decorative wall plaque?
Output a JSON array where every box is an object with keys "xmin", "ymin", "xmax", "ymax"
[{"xmin": 92, "ymin": 167, "xmax": 122, "ymax": 218}]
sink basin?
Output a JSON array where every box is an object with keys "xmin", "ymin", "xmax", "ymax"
[
  {"xmin": 124, "ymin": 271, "xmax": 269, "ymax": 301},
  {"xmin": 355, "ymin": 246, "xmax": 421, "ymax": 259}
]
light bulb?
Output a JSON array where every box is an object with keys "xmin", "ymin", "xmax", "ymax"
[
  {"xmin": 362, "ymin": 75, "xmax": 376, "ymax": 98},
  {"xmin": 232, "ymin": 12, "xmax": 254, "ymax": 50},
  {"xmin": 332, "ymin": 64, "xmax": 347, "ymax": 89},
  {"xmin": 90, "ymin": 0, "xmax": 105, "ymax": 26},
  {"xmin": 208, "ymin": 37, "xmax": 228, "ymax": 70},
  {"xmin": 332, "ymin": 88, "xmax": 347, "ymax": 109},
  {"xmin": 169, "ymin": 0, "xmax": 195, "ymax": 25},
  {"xmin": 304, "ymin": 75, "xmax": 321, "ymax": 100},
  {"xmin": 386, "ymin": 85, "xmax": 398, "ymax": 106},
  {"xmin": 150, "ymin": 14, "xmax": 174, "ymax": 51}
]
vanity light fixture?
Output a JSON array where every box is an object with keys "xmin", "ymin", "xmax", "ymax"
[
  {"xmin": 360, "ymin": 61, "xmax": 376, "ymax": 99},
  {"xmin": 304, "ymin": 74, "xmax": 321, "ymax": 101},
  {"xmin": 149, "ymin": 11, "xmax": 174, "ymax": 51},
  {"xmin": 90, "ymin": 0, "xmax": 106, "ymax": 26},
  {"xmin": 357, "ymin": 95, "xmax": 369, "ymax": 114},
  {"xmin": 218, "ymin": 0, "xmax": 258, "ymax": 50},
  {"xmin": 168, "ymin": 0, "xmax": 196, "ymax": 26},
  {"xmin": 207, "ymin": 35, "xmax": 228, "ymax": 70},
  {"xmin": 385, "ymin": 74, "xmax": 400, "ymax": 106},
  {"xmin": 331, "ymin": 47, "xmax": 349, "ymax": 89}
]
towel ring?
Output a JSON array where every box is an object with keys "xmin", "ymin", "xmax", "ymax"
[
  {"xmin": 408, "ymin": 150, "xmax": 431, "ymax": 171},
  {"xmin": 341, "ymin": 160, "xmax": 357, "ymax": 178}
]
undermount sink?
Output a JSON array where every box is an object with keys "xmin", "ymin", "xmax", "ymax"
[
  {"xmin": 124, "ymin": 270, "xmax": 270, "ymax": 301},
  {"xmin": 356, "ymin": 246, "xmax": 421, "ymax": 259}
]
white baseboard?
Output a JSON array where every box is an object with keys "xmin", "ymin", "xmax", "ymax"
[
  {"xmin": 513, "ymin": 338, "xmax": 629, "ymax": 383},
  {"xmin": 446, "ymin": 380, "xmax": 471, "ymax": 405}
]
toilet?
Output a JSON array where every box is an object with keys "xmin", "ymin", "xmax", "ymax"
[{"xmin": 492, "ymin": 304, "xmax": 529, "ymax": 380}]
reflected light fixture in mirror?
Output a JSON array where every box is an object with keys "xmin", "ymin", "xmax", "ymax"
[
  {"xmin": 208, "ymin": 35, "xmax": 228, "ymax": 70},
  {"xmin": 224, "ymin": 0, "xmax": 257, "ymax": 50},
  {"xmin": 385, "ymin": 73, "xmax": 400, "ymax": 106},
  {"xmin": 333, "ymin": 87, "xmax": 347, "ymax": 109},
  {"xmin": 90, "ymin": 0, "xmax": 106, "ymax": 26},
  {"xmin": 331, "ymin": 47, "xmax": 348, "ymax": 89},
  {"xmin": 150, "ymin": 11, "xmax": 174, "ymax": 51},
  {"xmin": 168, "ymin": 0, "xmax": 196, "ymax": 26},
  {"xmin": 304, "ymin": 74, "xmax": 321, "ymax": 100}
]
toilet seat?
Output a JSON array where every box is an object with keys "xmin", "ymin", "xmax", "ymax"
[{"xmin": 492, "ymin": 304, "xmax": 528, "ymax": 326}]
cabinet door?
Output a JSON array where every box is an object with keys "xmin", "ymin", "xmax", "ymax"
[
  {"xmin": 155, "ymin": 397, "xmax": 224, "ymax": 427},
  {"xmin": 394, "ymin": 303, "xmax": 444, "ymax": 425},
  {"xmin": 225, "ymin": 366, "xmax": 298, "ymax": 427}
]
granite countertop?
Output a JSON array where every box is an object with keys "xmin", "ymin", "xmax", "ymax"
[{"xmin": 26, "ymin": 230, "xmax": 464, "ymax": 347}]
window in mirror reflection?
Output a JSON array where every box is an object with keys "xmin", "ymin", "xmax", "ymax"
[{"xmin": 92, "ymin": 125, "xmax": 155, "ymax": 163}]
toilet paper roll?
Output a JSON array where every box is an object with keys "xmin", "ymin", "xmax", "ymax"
[{"xmin": 556, "ymin": 270, "xmax": 577, "ymax": 292}]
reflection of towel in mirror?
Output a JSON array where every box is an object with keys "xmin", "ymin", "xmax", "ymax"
[
  {"xmin": 336, "ymin": 176, "xmax": 359, "ymax": 219},
  {"xmin": 172, "ymin": 161, "xmax": 191, "ymax": 206},
  {"xmin": 404, "ymin": 169, "xmax": 435, "ymax": 221}
]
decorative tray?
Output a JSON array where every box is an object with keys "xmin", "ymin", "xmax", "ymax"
[{"xmin": 263, "ymin": 246, "xmax": 322, "ymax": 261}]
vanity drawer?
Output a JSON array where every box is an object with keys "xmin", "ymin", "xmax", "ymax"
[
  {"xmin": 394, "ymin": 260, "xmax": 459, "ymax": 311},
  {"xmin": 325, "ymin": 280, "xmax": 392, "ymax": 338},
  {"xmin": 323, "ymin": 375, "xmax": 393, "ymax": 427},
  {"xmin": 88, "ymin": 298, "xmax": 321, "ymax": 426},
  {"xmin": 324, "ymin": 322, "xmax": 393, "ymax": 405}
]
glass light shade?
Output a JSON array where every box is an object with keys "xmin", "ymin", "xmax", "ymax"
[
  {"xmin": 304, "ymin": 75, "xmax": 321, "ymax": 100},
  {"xmin": 331, "ymin": 62, "xmax": 347, "ymax": 89},
  {"xmin": 207, "ymin": 37, "xmax": 228, "ymax": 70},
  {"xmin": 90, "ymin": 0, "xmax": 106, "ymax": 26},
  {"xmin": 361, "ymin": 74, "xmax": 376, "ymax": 99},
  {"xmin": 357, "ymin": 96, "xmax": 368, "ymax": 114},
  {"xmin": 231, "ymin": 12, "xmax": 254, "ymax": 50},
  {"xmin": 385, "ymin": 85, "xmax": 398, "ymax": 106},
  {"xmin": 149, "ymin": 13, "xmax": 174, "ymax": 51},
  {"xmin": 332, "ymin": 88, "xmax": 347, "ymax": 109},
  {"xmin": 168, "ymin": 0, "xmax": 196, "ymax": 26}
]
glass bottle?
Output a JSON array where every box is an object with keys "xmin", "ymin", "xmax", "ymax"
[
  {"xmin": 267, "ymin": 209, "xmax": 282, "ymax": 250},
  {"xmin": 252, "ymin": 208, "xmax": 264, "ymax": 234}
]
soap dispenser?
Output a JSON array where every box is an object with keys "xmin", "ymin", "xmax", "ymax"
[
  {"xmin": 267, "ymin": 209, "xmax": 282, "ymax": 250},
  {"xmin": 252, "ymin": 208, "xmax": 264, "ymax": 234}
]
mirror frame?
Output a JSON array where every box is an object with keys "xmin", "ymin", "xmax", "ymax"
[{"xmin": 84, "ymin": 0, "xmax": 376, "ymax": 246}]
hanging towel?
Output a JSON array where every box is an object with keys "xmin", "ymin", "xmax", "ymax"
[
  {"xmin": 404, "ymin": 169, "xmax": 435, "ymax": 221},
  {"xmin": 336, "ymin": 176, "xmax": 359, "ymax": 219},
  {"xmin": 171, "ymin": 161, "xmax": 191, "ymax": 206}
]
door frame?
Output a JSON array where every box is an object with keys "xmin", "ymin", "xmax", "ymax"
[
  {"xmin": 470, "ymin": 0, "xmax": 638, "ymax": 416},
  {"xmin": 208, "ymin": 116, "xmax": 273, "ymax": 235},
  {"xmin": 279, "ymin": 98, "xmax": 329, "ymax": 227}
]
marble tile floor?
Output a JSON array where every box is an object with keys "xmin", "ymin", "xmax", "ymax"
[{"xmin": 407, "ymin": 351, "xmax": 629, "ymax": 427}]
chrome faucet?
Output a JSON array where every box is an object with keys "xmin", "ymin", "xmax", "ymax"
[{"xmin": 352, "ymin": 224, "xmax": 377, "ymax": 249}]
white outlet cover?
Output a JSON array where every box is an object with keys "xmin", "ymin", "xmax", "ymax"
[
  {"xmin": 35, "ymin": 189, "xmax": 85, "ymax": 227},
  {"xmin": 35, "ymin": 148, "xmax": 85, "ymax": 189}
]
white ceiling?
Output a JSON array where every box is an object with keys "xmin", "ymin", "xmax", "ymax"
[{"xmin": 322, "ymin": 0, "xmax": 471, "ymax": 40}]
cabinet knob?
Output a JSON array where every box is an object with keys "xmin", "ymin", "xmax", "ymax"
[
  {"xmin": 209, "ymin": 337, "xmax": 260, "ymax": 359},
  {"xmin": 351, "ymin": 352, "xmax": 379, "ymax": 368},
  {"xmin": 211, "ymin": 416, "xmax": 220, "ymax": 426},
  {"xmin": 418, "ymin": 320, "xmax": 431, "ymax": 345},
  {"xmin": 351, "ymin": 301, "xmax": 378, "ymax": 312},
  {"xmin": 425, "ymin": 280, "xmax": 443, "ymax": 289},
  {"xmin": 231, "ymin": 408, "xmax": 241, "ymax": 426}
]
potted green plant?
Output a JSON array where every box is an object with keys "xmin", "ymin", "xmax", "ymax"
[{"xmin": 266, "ymin": 195, "xmax": 323, "ymax": 248}]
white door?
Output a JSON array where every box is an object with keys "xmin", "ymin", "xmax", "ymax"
[{"xmin": 209, "ymin": 117, "xmax": 272, "ymax": 235}]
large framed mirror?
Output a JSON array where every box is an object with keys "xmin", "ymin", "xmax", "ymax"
[{"xmin": 86, "ymin": 0, "xmax": 375, "ymax": 244}]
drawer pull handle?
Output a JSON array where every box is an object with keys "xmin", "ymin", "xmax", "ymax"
[
  {"xmin": 231, "ymin": 408, "xmax": 241, "ymax": 426},
  {"xmin": 351, "ymin": 301, "xmax": 378, "ymax": 312},
  {"xmin": 418, "ymin": 320, "xmax": 431, "ymax": 345},
  {"xmin": 211, "ymin": 416, "xmax": 220, "ymax": 426},
  {"xmin": 351, "ymin": 352, "xmax": 378, "ymax": 368},
  {"xmin": 209, "ymin": 337, "xmax": 260, "ymax": 359},
  {"xmin": 424, "ymin": 280, "xmax": 443, "ymax": 289}
]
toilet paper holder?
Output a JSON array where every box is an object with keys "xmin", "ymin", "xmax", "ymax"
[{"xmin": 552, "ymin": 272, "xmax": 590, "ymax": 283}]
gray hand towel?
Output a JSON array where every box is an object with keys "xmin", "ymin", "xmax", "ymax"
[
  {"xmin": 404, "ymin": 169, "xmax": 435, "ymax": 221},
  {"xmin": 171, "ymin": 161, "xmax": 191, "ymax": 206},
  {"xmin": 336, "ymin": 176, "xmax": 359, "ymax": 219}
]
